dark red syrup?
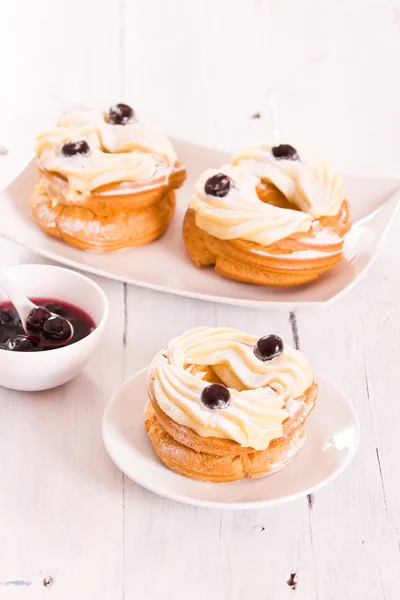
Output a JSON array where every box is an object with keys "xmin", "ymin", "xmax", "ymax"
[{"xmin": 0, "ymin": 298, "xmax": 95, "ymax": 352}]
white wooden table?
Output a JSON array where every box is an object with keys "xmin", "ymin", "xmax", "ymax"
[{"xmin": 1, "ymin": 1, "xmax": 400, "ymax": 598}]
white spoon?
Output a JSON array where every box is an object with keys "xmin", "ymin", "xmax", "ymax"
[{"xmin": 0, "ymin": 269, "xmax": 74, "ymax": 346}]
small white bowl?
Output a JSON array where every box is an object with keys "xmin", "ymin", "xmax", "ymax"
[{"xmin": 0, "ymin": 264, "xmax": 109, "ymax": 391}]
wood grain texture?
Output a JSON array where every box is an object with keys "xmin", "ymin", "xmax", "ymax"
[
  {"xmin": 1, "ymin": 0, "xmax": 400, "ymax": 598},
  {"xmin": 122, "ymin": 293, "xmax": 316, "ymax": 600}
]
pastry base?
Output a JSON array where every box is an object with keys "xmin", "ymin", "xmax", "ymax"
[
  {"xmin": 31, "ymin": 166, "xmax": 185, "ymax": 252},
  {"xmin": 32, "ymin": 183, "xmax": 175, "ymax": 252},
  {"xmin": 183, "ymin": 202, "xmax": 351, "ymax": 287},
  {"xmin": 145, "ymin": 403, "xmax": 306, "ymax": 482},
  {"xmin": 144, "ymin": 380, "xmax": 318, "ymax": 483}
]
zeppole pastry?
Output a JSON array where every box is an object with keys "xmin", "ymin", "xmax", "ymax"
[
  {"xmin": 32, "ymin": 104, "xmax": 186, "ymax": 251},
  {"xmin": 183, "ymin": 143, "xmax": 351, "ymax": 286},
  {"xmin": 144, "ymin": 327, "xmax": 317, "ymax": 482}
]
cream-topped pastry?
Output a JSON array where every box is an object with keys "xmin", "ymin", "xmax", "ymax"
[
  {"xmin": 145, "ymin": 326, "xmax": 318, "ymax": 481},
  {"xmin": 183, "ymin": 142, "xmax": 351, "ymax": 287},
  {"xmin": 31, "ymin": 103, "xmax": 186, "ymax": 252},
  {"xmin": 149, "ymin": 327, "xmax": 313, "ymax": 451}
]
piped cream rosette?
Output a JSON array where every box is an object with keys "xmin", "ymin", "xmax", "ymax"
[
  {"xmin": 191, "ymin": 163, "xmax": 314, "ymax": 247},
  {"xmin": 232, "ymin": 144, "xmax": 345, "ymax": 219},
  {"xmin": 149, "ymin": 327, "xmax": 313, "ymax": 451}
]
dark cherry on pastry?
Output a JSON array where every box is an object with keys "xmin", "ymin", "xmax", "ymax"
[
  {"xmin": 61, "ymin": 140, "xmax": 91, "ymax": 157},
  {"xmin": 201, "ymin": 383, "xmax": 231, "ymax": 409},
  {"xmin": 271, "ymin": 144, "xmax": 299, "ymax": 161},
  {"xmin": 204, "ymin": 173, "xmax": 232, "ymax": 198},
  {"xmin": 0, "ymin": 298, "xmax": 95, "ymax": 352},
  {"xmin": 108, "ymin": 103, "xmax": 136, "ymax": 125},
  {"xmin": 254, "ymin": 335, "xmax": 284, "ymax": 361}
]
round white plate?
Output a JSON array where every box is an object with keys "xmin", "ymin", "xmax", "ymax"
[{"xmin": 102, "ymin": 369, "xmax": 359, "ymax": 509}]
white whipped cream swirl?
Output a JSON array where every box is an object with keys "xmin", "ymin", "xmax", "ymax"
[
  {"xmin": 35, "ymin": 107, "xmax": 179, "ymax": 199},
  {"xmin": 150, "ymin": 327, "xmax": 314, "ymax": 451},
  {"xmin": 233, "ymin": 144, "xmax": 345, "ymax": 218},
  {"xmin": 190, "ymin": 144, "xmax": 345, "ymax": 247},
  {"xmin": 191, "ymin": 164, "xmax": 313, "ymax": 246}
]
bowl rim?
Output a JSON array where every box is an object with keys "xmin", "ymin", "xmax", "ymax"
[{"xmin": 0, "ymin": 263, "xmax": 109, "ymax": 356}]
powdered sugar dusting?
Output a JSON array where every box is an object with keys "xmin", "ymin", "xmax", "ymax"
[{"xmin": 286, "ymin": 398, "xmax": 306, "ymax": 418}]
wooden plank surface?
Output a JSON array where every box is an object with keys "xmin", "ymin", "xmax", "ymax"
[{"xmin": 1, "ymin": 0, "xmax": 400, "ymax": 598}]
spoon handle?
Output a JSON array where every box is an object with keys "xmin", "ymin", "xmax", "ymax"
[{"xmin": 0, "ymin": 269, "xmax": 36, "ymax": 325}]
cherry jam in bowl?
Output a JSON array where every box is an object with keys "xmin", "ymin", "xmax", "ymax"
[
  {"xmin": 0, "ymin": 299, "xmax": 95, "ymax": 351},
  {"xmin": 0, "ymin": 265, "xmax": 109, "ymax": 391}
]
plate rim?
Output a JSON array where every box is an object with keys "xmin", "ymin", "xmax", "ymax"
[{"xmin": 102, "ymin": 367, "xmax": 360, "ymax": 510}]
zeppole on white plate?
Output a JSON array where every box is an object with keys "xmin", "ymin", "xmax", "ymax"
[
  {"xmin": 102, "ymin": 369, "xmax": 359, "ymax": 509},
  {"xmin": 0, "ymin": 138, "xmax": 398, "ymax": 308}
]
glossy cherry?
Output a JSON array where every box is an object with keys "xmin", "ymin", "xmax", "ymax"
[
  {"xmin": 8, "ymin": 335, "xmax": 39, "ymax": 352},
  {"xmin": 108, "ymin": 103, "xmax": 136, "ymax": 125},
  {"xmin": 26, "ymin": 306, "xmax": 51, "ymax": 335},
  {"xmin": 0, "ymin": 308, "xmax": 16, "ymax": 326},
  {"xmin": 271, "ymin": 144, "xmax": 299, "ymax": 160},
  {"xmin": 254, "ymin": 334, "xmax": 284, "ymax": 361},
  {"xmin": 41, "ymin": 316, "xmax": 72, "ymax": 344},
  {"xmin": 61, "ymin": 140, "xmax": 91, "ymax": 157},
  {"xmin": 43, "ymin": 302, "xmax": 67, "ymax": 318},
  {"xmin": 204, "ymin": 173, "xmax": 232, "ymax": 197},
  {"xmin": 201, "ymin": 383, "xmax": 231, "ymax": 409}
]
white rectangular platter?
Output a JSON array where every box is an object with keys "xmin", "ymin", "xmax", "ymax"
[{"xmin": 0, "ymin": 138, "xmax": 398, "ymax": 308}]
